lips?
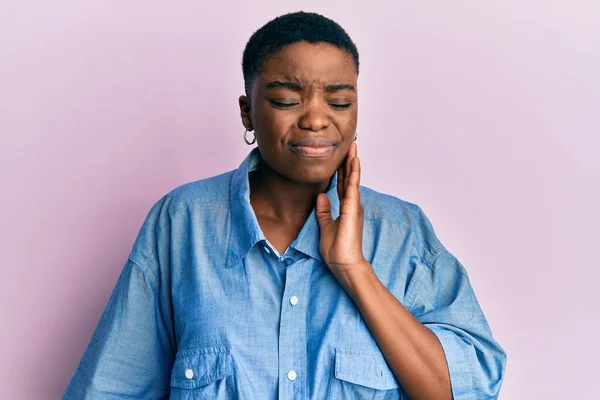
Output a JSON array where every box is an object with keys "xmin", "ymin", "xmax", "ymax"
[{"xmin": 289, "ymin": 138, "xmax": 338, "ymax": 157}]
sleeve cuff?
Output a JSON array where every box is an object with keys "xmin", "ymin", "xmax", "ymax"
[{"xmin": 427, "ymin": 325, "xmax": 477, "ymax": 400}]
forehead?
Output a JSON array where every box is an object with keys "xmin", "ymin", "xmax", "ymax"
[{"xmin": 258, "ymin": 41, "xmax": 357, "ymax": 87}]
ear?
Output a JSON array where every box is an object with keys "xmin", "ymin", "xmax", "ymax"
[{"xmin": 238, "ymin": 95, "xmax": 253, "ymax": 131}]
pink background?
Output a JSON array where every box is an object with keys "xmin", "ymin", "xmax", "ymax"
[{"xmin": 1, "ymin": 1, "xmax": 598, "ymax": 399}]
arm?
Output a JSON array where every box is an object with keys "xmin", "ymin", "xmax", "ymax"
[
  {"xmin": 340, "ymin": 252, "xmax": 506, "ymax": 400},
  {"xmin": 63, "ymin": 198, "xmax": 176, "ymax": 399},
  {"xmin": 341, "ymin": 260, "xmax": 452, "ymax": 400},
  {"xmin": 316, "ymin": 142, "xmax": 506, "ymax": 399},
  {"xmin": 63, "ymin": 258, "xmax": 175, "ymax": 399}
]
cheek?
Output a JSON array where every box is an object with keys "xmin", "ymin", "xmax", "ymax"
[
  {"xmin": 335, "ymin": 112, "xmax": 358, "ymax": 138},
  {"xmin": 255, "ymin": 108, "xmax": 296, "ymax": 139}
]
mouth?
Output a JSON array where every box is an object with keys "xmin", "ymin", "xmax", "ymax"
[{"xmin": 289, "ymin": 138, "xmax": 338, "ymax": 158}]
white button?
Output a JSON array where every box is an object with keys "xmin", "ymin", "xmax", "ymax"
[
  {"xmin": 263, "ymin": 246, "xmax": 271, "ymax": 254},
  {"xmin": 185, "ymin": 369, "xmax": 194, "ymax": 379},
  {"xmin": 287, "ymin": 370, "xmax": 297, "ymax": 381},
  {"xmin": 289, "ymin": 296, "xmax": 298, "ymax": 306}
]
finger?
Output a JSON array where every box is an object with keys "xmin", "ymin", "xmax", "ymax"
[
  {"xmin": 315, "ymin": 193, "xmax": 334, "ymax": 229},
  {"xmin": 356, "ymin": 146, "xmax": 361, "ymax": 186},
  {"xmin": 345, "ymin": 142, "xmax": 356, "ymax": 174},
  {"xmin": 343, "ymin": 143, "xmax": 355, "ymax": 195},
  {"xmin": 344, "ymin": 142, "xmax": 351, "ymax": 171},
  {"xmin": 354, "ymin": 143, "xmax": 360, "ymax": 190},
  {"xmin": 343, "ymin": 165, "xmax": 351, "ymax": 197},
  {"xmin": 337, "ymin": 163, "xmax": 345, "ymax": 200},
  {"xmin": 344, "ymin": 156, "xmax": 362, "ymax": 207},
  {"xmin": 349, "ymin": 156, "xmax": 360, "ymax": 192},
  {"xmin": 343, "ymin": 142, "xmax": 357, "ymax": 197}
]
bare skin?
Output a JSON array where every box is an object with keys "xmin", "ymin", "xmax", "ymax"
[
  {"xmin": 240, "ymin": 41, "xmax": 358, "ymax": 254},
  {"xmin": 239, "ymin": 41, "xmax": 452, "ymax": 400}
]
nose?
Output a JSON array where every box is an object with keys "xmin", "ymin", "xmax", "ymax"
[{"xmin": 298, "ymin": 98, "xmax": 330, "ymax": 132}]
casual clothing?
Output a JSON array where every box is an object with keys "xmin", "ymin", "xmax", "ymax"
[{"xmin": 64, "ymin": 147, "xmax": 506, "ymax": 399}]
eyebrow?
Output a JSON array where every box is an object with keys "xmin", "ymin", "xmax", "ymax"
[
  {"xmin": 266, "ymin": 81, "xmax": 303, "ymax": 90},
  {"xmin": 265, "ymin": 81, "xmax": 355, "ymax": 92},
  {"xmin": 324, "ymin": 83, "xmax": 355, "ymax": 92}
]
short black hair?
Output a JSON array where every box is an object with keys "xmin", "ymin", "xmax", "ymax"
[{"xmin": 242, "ymin": 11, "xmax": 359, "ymax": 96}]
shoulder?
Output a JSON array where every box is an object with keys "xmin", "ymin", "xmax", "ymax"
[
  {"xmin": 360, "ymin": 185, "xmax": 421, "ymax": 227},
  {"xmin": 148, "ymin": 170, "xmax": 234, "ymax": 220},
  {"xmin": 359, "ymin": 185, "xmax": 430, "ymax": 233},
  {"xmin": 164, "ymin": 170, "xmax": 234, "ymax": 211},
  {"xmin": 133, "ymin": 170, "xmax": 234, "ymax": 243},
  {"xmin": 360, "ymin": 185, "xmax": 446, "ymax": 263},
  {"xmin": 129, "ymin": 170, "xmax": 234, "ymax": 266}
]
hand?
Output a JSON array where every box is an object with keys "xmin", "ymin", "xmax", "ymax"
[{"xmin": 316, "ymin": 142, "xmax": 370, "ymax": 281}]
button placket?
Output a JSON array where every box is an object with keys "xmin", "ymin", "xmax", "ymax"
[
  {"xmin": 287, "ymin": 370, "xmax": 297, "ymax": 381},
  {"xmin": 277, "ymin": 260, "xmax": 311, "ymax": 400}
]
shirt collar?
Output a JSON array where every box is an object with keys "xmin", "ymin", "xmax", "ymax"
[{"xmin": 226, "ymin": 147, "xmax": 340, "ymax": 266}]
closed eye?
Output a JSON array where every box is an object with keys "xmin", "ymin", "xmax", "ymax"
[
  {"xmin": 329, "ymin": 103, "xmax": 352, "ymax": 110},
  {"xmin": 268, "ymin": 100, "xmax": 299, "ymax": 109}
]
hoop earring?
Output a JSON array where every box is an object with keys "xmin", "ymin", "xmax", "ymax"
[
  {"xmin": 244, "ymin": 128, "xmax": 256, "ymax": 145},
  {"xmin": 353, "ymin": 132, "xmax": 358, "ymax": 141}
]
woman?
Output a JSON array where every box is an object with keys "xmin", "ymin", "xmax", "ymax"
[{"xmin": 64, "ymin": 11, "xmax": 506, "ymax": 400}]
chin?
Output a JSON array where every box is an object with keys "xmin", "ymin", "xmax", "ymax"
[{"xmin": 286, "ymin": 165, "xmax": 336, "ymax": 186}]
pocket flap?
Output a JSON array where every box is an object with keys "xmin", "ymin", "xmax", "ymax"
[
  {"xmin": 170, "ymin": 346, "xmax": 233, "ymax": 389},
  {"xmin": 334, "ymin": 348, "xmax": 400, "ymax": 390}
]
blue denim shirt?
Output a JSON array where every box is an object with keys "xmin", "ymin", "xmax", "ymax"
[{"xmin": 64, "ymin": 148, "xmax": 506, "ymax": 399}]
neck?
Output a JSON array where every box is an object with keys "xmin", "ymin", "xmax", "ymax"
[{"xmin": 249, "ymin": 161, "xmax": 332, "ymax": 225}]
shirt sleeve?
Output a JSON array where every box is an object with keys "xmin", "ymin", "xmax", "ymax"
[
  {"xmin": 404, "ymin": 209, "xmax": 507, "ymax": 400},
  {"xmin": 63, "ymin": 257, "xmax": 175, "ymax": 399}
]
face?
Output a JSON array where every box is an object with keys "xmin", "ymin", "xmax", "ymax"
[{"xmin": 239, "ymin": 41, "xmax": 358, "ymax": 185}]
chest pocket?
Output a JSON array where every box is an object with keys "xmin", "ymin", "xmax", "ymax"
[
  {"xmin": 169, "ymin": 346, "xmax": 237, "ymax": 400},
  {"xmin": 329, "ymin": 347, "xmax": 401, "ymax": 400}
]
